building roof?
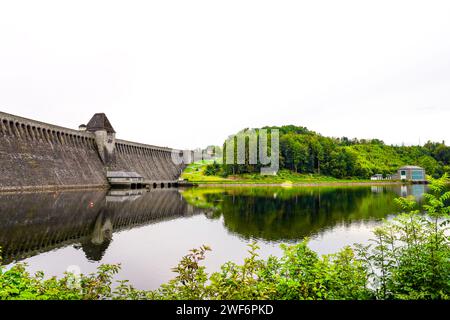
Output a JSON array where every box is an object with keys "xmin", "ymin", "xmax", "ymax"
[
  {"xmin": 399, "ymin": 165, "xmax": 424, "ymax": 170},
  {"xmin": 86, "ymin": 113, "xmax": 116, "ymax": 133}
]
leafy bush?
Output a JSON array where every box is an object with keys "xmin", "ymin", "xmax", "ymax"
[
  {"xmin": 204, "ymin": 162, "xmax": 221, "ymax": 176},
  {"xmin": 150, "ymin": 242, "xmax": 372, "ymax": 300},
  {"xmin": 356, "ymin": 174, "xmax": 450, "ymax": 299},
  {"xmin": 0, "ymin": 262, "xmax": 147, "ymax": 300}
]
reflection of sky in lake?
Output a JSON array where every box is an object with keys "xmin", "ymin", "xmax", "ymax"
[{"xmin": 9, "ymin": 215, "xmax": 387, "ymax": 290}]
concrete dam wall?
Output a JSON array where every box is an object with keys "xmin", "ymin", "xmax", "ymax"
[
  {"xmin": 114, "ymin": 139, "xmax": 183, "ymax": 182},
  {"xmin": 0, "ymin": 111, "xmax": 188, "ymax": 191}
]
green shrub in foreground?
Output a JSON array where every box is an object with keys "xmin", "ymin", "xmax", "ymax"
[{"xmin": 152, "ymin": 242, "xmax": 372, "ymax": 300}]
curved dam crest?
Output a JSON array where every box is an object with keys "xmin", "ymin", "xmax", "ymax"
[{"xmin": 0, "ymin": 111, "xmax": 189, "ymax": 191}]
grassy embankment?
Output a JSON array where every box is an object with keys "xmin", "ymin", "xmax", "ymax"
[{"xmin": 181, "ymin": 160, "xmax": 395, "ymax": 186}]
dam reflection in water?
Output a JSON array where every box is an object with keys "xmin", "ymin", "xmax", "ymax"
[
  {"xmin": 0, "ymin": 189, "xmax": 198, "ymax": 265},
  {"xmin": 0, "ymin": 184, "xmax": 426, "ymax": 289}
]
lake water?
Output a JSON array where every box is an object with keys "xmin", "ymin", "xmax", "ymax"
[{"xmin": 0, "ymin": 184, "xmax": 427, "ymax": 290}]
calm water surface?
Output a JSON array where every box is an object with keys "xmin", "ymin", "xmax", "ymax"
[{"xmin": 0, "ymin": 184, "xmax": 427, "ymax": 290}]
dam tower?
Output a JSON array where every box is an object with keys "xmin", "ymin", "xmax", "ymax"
[{"xmin": 86, "ymin": 113, "xmax": 116, "ymax": 165}]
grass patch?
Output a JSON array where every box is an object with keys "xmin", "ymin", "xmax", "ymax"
[{"xmin": 181, "ymin": 161, "xmax": 374, "ymax": 185}]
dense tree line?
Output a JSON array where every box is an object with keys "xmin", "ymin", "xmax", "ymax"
[{"xmin": 211, "ymin": 125, "xmax": 450, "ymax": 179}]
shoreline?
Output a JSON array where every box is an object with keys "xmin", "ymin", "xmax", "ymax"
[
  {"xmin": 0, "ymin": 184, "xmax": 109, "ymax": 194},
  {"xmin": 0, "ymin": 180, "xmax": 422, "ymax": 194},
  {"xmin": 193, "ymin": 181, "xmax": 410, "ymax": 188}
]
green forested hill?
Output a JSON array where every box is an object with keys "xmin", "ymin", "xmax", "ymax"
[
  {"xmin": 215, "ymin": 125, "xmax": 450, "ymax": 179},
  {"xmin": 344, "ymin": 144, "xmax": 442, "ymax": 178}
]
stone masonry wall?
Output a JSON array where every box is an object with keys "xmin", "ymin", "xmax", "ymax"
[
  {"xmin": 0, "ymin": 112, "xmax": 108, "ymax": 191},
  {"xmin": 114, "ymin": 139, "xmax": 186, "ymax": 182},
  {"xmin": 0, "ymin": 111, "xmax": 187, "ymax": 191}
]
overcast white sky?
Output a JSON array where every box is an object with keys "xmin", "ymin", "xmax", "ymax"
[{"xmin": 0, "ymin": 1, "xmax": 449, "ymax": 150}]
